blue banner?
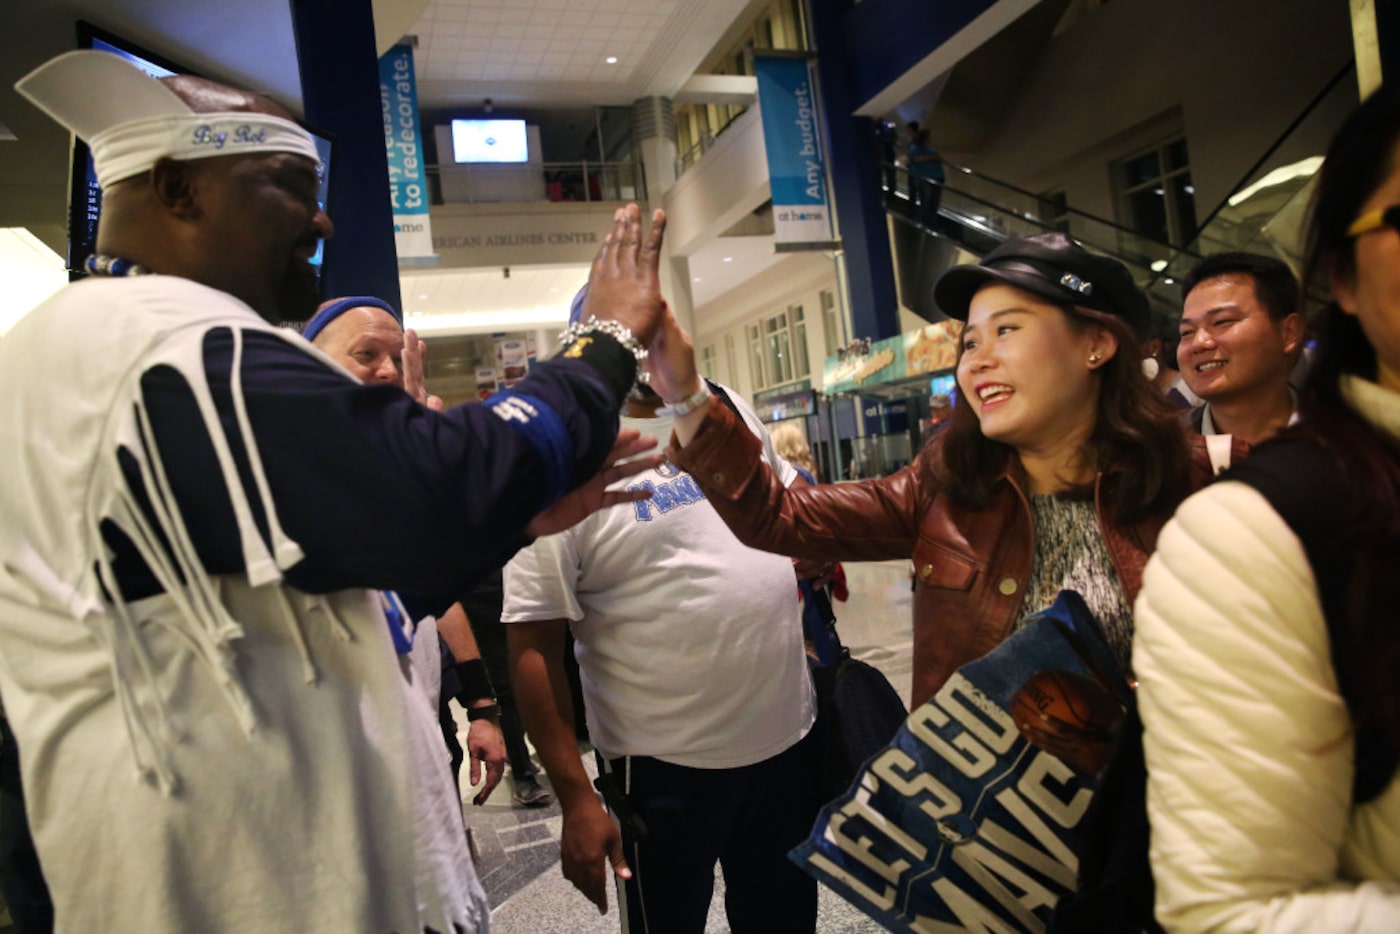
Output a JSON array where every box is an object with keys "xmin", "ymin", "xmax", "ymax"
[
  {"xmin": 791, "ymin": 592, "xmax": 1129, "ymax": 930},
  {"xmin": 379, "ymin": 43, "xmax": 433, "ymax": 258},
  {"xmin": 753, "ymin": 54, "xmax": 835, "ymax": 249}
]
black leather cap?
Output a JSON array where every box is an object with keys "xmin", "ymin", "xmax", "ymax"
[{"xmin": 934, "ymin": 232, "xmax": 1150, "ymax": 338}]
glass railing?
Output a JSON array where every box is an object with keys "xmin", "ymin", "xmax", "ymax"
[
  {"xmin": 424, "ymin": 159, "xmax": 646, "ymax": 206},
  {"xmin": 885, "ymin": 55, "xmax": 1355, "ymax": 319},
  {"xmin": 674, "ymin": 107, "xmax": 752, "ymax": 177},
  {"xmin": 1153, "ymin": 61, "xmax": 1356, "ymax": 291},
  {"xmin": 884, "ymin": 161, "xmax": 1200, "ymax": 317}
]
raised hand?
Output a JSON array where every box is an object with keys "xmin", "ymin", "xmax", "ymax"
[
  {"xmin": 403, "ymin": 328, "xmax": 444, "ymax": 411},
  {"xmin": 525, "ymin": 429, "xmax": 661, "ymax": 538},
  {"xmin": 580, "ymin": 204, "xmax": 667, "ymax": 345},
  {"xmin": 643, "ymin": 304, "xmax": 700, "ymax": 403}
]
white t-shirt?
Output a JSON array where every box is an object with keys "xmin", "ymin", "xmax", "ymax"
[{"xmin": 502, "ymin": 390, "xmax": 814, "ymax": 769}]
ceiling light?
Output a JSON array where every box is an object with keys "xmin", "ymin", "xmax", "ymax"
[
  {"xmin": 418, "ymin": 294, "xmax": 428, "ymax": 299},
  {"xmin": 692, "ymin": 277, "xmax": 702, "ymax": 283},
  {"xmin": 722, "ymin": 256, "xmax": 733, "ymax": 263},
  {"xmin": 1150, "ymin": 260, "xmax": 1168, "ymax": 272},
  {"xmin": 605, "ymin": 56, "xmax": 618, "ymax": 64},
  {"xmin": 1162, "ymin": 277, "xmax": 1175, "ymax": 285},
  {"xmin": 411, "ymin": 311, "xmax": 424, "ymax": 317}
]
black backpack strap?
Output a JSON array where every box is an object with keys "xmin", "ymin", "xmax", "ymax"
[
  {"xmin": 704, "ymin": 379, "xmax": 739, "ymax": 417},
  {"xmin": 1223, "ymin": 441, "xmax": 1399, "ymax": 803}
]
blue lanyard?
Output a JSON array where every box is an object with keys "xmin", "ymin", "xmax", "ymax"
[{"xmin": 379, "ymin": 590, "xmax": 415, "ymax": 655}]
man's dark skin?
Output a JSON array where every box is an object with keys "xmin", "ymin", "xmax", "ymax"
[{"xmin": 97, "ymin": 73, "xmax": 671, "ymax": 536}]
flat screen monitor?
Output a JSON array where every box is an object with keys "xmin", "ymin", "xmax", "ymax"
[
  {"xmin": 70, "ymin": 22, "xmax": 333, "ymax": 293},
  {"xmin": 451, "ymin": 119, "xmax": 528, "ymax": 164}
]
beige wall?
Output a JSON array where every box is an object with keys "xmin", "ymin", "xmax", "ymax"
[
  {"xmin": 971, "ymin": 0, "xmax": 1353, "ymax": 228},
  {"xmin": 663, "ymin": 107, "xmax": 771, "ymax": 256},
  {"xmin": 692, "ymin": 251, "xmax": 838, "ymax": 400},
  {"xmin": 429, "ymin": 202, "xmax": 618, "ymax": 268}
]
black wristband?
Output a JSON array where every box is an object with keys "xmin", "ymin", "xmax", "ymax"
[
  {"xmin": 466, "ymin": 702, "xmax": 500, "ymax": 722},
  {"xmin": 454, "ymin": 658, "xmax": 495, "ymax": 706},
  {"xmin": 559, "ymin": 331, "xmax": 635, "ymax": 402}
]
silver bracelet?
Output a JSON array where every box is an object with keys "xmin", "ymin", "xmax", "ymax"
[
  {"xmin": 558, "ymin": 316, "xmax": 648, "ymax": 379},
  {"xmin": 657, "ymin": 383, "xmax": 712, "ymax": 417}
]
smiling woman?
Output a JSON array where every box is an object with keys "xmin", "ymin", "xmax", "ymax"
[{"xmin": 654, "ymin": 231, "xmax": 1214, "ymax": 707}]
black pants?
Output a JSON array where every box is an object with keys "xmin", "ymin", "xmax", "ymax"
[
  {"xmin": 913, "ymin": 177, "xmax": 942, "ymax": 228},
  {"xmin": 603, "ymin": 729, "xmax": 820, "ymax": 934}
]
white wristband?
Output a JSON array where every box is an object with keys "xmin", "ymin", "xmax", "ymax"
[{"xmin": 657, "ymin": 384, "xmax": 713, "ymax": 417}]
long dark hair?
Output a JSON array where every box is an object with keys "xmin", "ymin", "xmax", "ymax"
[
  {"xmin": 926, "ymin": 300, "xmax": 1190, "ymax": 526},
  {"xmin": 1294, "ymin": 83, "xmax": 1400, "ymax": 747}
]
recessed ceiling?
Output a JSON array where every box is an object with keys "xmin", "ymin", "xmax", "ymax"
[
  {"xmin": 2, "ymin": 0, "xmax": 773, "ymax": 346},
  {"xmin": 408, "ymin": 0, "xmax": 760, "ymax": 107},
  {"xmin": 401, "ymin": 263, "xmax": 589, "ymax": 335},
  {"xmin": 688, "ymin": 235, "xmax": 787, "ymax": 309}
]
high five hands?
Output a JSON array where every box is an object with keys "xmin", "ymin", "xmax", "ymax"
[
  {"xmin": 578, "ymin": 203, "xmax": 702, "ymax": 422},
  {"xmin": 527, "ymin": 203, "xmax": 708, "ymax": 539}
]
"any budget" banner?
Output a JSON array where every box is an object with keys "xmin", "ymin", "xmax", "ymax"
[{"xmin": 753, "ymin": 54, "xmax": 836, "ymax": 251}]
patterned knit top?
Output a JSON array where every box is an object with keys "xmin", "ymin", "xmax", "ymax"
[{"xmin": 1016, "ymin": 493, "xmax": 1134, "ymax": 669}]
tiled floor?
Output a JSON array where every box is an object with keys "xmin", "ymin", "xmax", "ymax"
[{"xmin": 464, "ymin": 560, "xmax": 914, "ymax": 933}]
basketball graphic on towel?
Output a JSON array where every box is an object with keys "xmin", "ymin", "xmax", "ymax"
[{"xmin": 1011, "ymin": 669, "xmax": 1123, "ymax": 775}]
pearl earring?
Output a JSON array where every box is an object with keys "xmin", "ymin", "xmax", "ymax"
[{"xmin": 1089, "ymin": 352, "xmax": 1102, "ymax": 365}]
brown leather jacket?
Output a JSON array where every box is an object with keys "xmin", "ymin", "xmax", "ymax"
[{"xmin": 670, "ymin": 404, "xmax": 1228, "ymax": 707}]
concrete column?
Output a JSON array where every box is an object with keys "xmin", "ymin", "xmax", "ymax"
[
  {"xmin": 533, "ymin": 327, "xmax": 557, "ymax": 362},
  {"xmin": 1353, "ymin": 0, "xmax": 1400, "ymax": 95}
]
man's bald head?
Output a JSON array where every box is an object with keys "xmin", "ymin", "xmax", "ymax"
[
  {"xmin": 159, "ymin": 74, "xmax": 292, "ymax": 119},
  {"xmin": 310, "ymin": 303, "xmax": 405, "ymax": 387}
]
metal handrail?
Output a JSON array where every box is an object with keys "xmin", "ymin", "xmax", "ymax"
[
  {"xmin": 1184, "ymin": 60, "xmax": 1353, "ymax": 248},
  {"xmin": 674, "ymin": 106, "xmax": 752, "ymax": 177},
  {"xmin": 894, "ymin": 159, "xmax": 1185, "ymax": 248},
  {"xmin": 886, "ymin": 162, "xmax": 1202, "ymax": 275}
]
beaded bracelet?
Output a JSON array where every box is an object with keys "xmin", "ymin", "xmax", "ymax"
[
  {"xmin": 657, "ymin": 383, "xmax": 713, "ymax": 417},
  {"xmin": 558, "ymin": 316, "xmax": 649, "ymax": 380}
]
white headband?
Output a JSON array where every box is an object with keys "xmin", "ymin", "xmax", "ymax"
[
  {"xmin": 16, "ymin": 50, "xmax": 320, "ymax": 188},
  {"xmin": 89, "ymin": 113, "xmax": 320, "ymax": 188}
]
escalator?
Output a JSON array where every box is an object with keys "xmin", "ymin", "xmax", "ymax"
[
  {"xmin": 888, "ymin": 59, "xmax": 1356, "ymax": 324},
  {"xmin": 884, "ymin": 161, "xmax": 1200, "ymax": 323}
]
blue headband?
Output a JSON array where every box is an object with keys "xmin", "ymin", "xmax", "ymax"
[{"xmin": 302, "ymin": 296, "xmax": 401, "ymax": 343}]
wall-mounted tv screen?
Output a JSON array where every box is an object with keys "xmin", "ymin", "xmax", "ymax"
[
  {"xmin": 71, "ymin": 21, "xmax": 333, "ymax": 293},
  {"xmin": 451, "ymin": 119, "xmax": 528, "ymax": 164}
]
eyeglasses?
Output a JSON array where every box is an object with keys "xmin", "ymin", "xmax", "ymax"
[{"xmin": 1347, "ymin": 205, "xmax": 1400, "ymax": 238}]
